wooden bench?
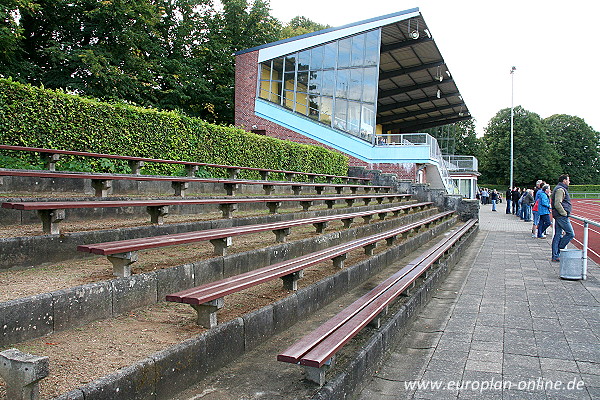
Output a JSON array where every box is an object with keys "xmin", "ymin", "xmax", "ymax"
[
  {"xmin": 165, "ymin": 211, "xmax": 456, "ymax": 328},
  {"xmin": 0, "ymin": 145, "xmax": 370, "ymax": 184},
  {"xmin": 77, "ymin": 202, "xmax": 434, "ymax": 277},
  {"xmin": 277, "ymin": 218, "xmax": 477, "ymax": 385},
  {"xmin": 2, "ymin": 194, "xmax": 411, "ymax": 234},
  {"xmin": 0, "ymin": 169, "xmax": 391, "ymax": 197}
]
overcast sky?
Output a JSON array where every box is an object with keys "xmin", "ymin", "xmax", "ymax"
[{"xmin": 266, "ymin": 0, "xmax": 600, "ymax": 136}]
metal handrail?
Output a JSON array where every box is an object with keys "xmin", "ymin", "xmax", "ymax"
[
  {"xmin": 374, "ymin": 133, "xmax": 458, "ymax": 194},
  {"xmin": 570, "ymin": 215, "xmax": 600, "ymax": 280}
]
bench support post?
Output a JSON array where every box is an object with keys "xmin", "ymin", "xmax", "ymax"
[
  {"xmin": 363, "ymin": 198, "xmax": 372, "ymax": 205},
  {"xmin": 313, "ymin": 221, "xmax": 328, "ymax": 234},
  {"xmin": 335, "ymin": 186, "xmax": 344, "ymax": 194},
  {"xmin": 273, "ymin": 228, "xmax": 291, "ymax": 243},
  {"xmin": 362, "ymin": 215, "xmax": 373, "ymax": 224},
  {"xmin": 37, "ymin": 209, "xmax": 65, "ymax": 235},
  {"xmin": 107, "ymin": 251, "xmax": 138, "ymax": 277},
  {"xmin": 314, "ymin": 186, "xmax": 324, "ymax": 195},
  {"xmin": 0, "ymin": 348, "xmax": 49, "ymax": 400},
  {"xmin": 91, "ymin": 179, "xmax": 113, "ymax": 197},
  {"xmin": 302, "ymin": 357, "xmax": 334, "ymax": 386},
  {"xmin": 378, "ymin": 212, "xmax": 388, "ymax": 220},
  {"xmin": 281, "ymin": 270, "xmax": 303, "ymax": 291},
  {"xmin": 185, "ymin": 165, "xmax": 199, "ymax": 177},
  {"xmin": 376, "ymin": 197, "xmax": 384, "ymax": 204},
  {"xmin": 401, "ymin": 281, "xmax": 416, "ymax": 297},
  {"xmin": 191, "ymin": 298, "xmax": 224, "ymax": 328},
  {"xmin": 332, "ymin": 254, "xmax": 347, "ymax": 269},
  {"xmin": 40, "ymin": 153, "xmax": 60, "ymax": 171},
  {"xmin": 364, "ymin": 243, "xmax": 377, "ymax": 256},
  {"xmin": 350, "ymin": 187, "xmax": 358, "ymax": 194},
  {"xmin": 210, "ymin": 237, "xmax": 232, "ymax": 256},
  {"xmin": 266, "ymin": 201, "xmax": 281, "ymax": 214},
  {"xmin": 341, "ymin": 218, "xmax": 354, "ymax": 229},
  {"xmin": 363, "ymin": 187, "xmax": 372, "ymax": 193},
  {"xmin": 224, "ymin": 183, "xmax": 238, "ymax": 196},
  {"xmin": 292, "ymin": 185, "xmax": 302, "ymax": 196},
  {"xmin": 345, "ymin": 198, "xmax": 355, "ymax": 207},
  {"xmin": 147, "ymin": 205, "xmax": 169, "ymax": 224},
  {"xmin": 172, "ymin": 181, "xmax": 189, "ymax": 197},
  {"xmin": 262, "ymin": 184, "xmax": 274, "ymax": 195},
  {"xmin": 299, "ymin": 200, "xmax": 313, "ymax": 212},
  {"xmin": 227, "ymin": 168, "xmax": 240, "ymax": 179},
  {"xmin": 385, "ymin": 235, "xmax": 397, "ymax": 246},
  {"xmin": 285, "ymin": 172, "xmax": 296, "ymax": 181},
  {"xmin": 306, "ymin": 174, "xmax": 316, "ymax": 183},
  {"xmin": 325, "ymin": 200, "xmax": 336, "ymax": 209},
  {"xmin": 128, "ymin": 160, "xmax": 145, "ymax": 175},
  {"xmin": 368, "ymin": 306, "xmax": 389, "ymax": 329},
  {"xmin": 259, "ymin": 171, "xmax": 269, "ymax": 180},
  {"xmin": 219, "ymin": 203, "xmax": 238, "ymax": 219}
]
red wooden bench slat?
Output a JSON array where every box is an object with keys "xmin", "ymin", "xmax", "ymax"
[
  {"xmin": 1, "ymin": 194, "xmax": 410, "ymax": 211},
  {"xmin": 0, "ymin": 145, "xmax": 371, "ymax": 182},
  {"xmin": 167, "ymin": 212, "xmax": 456, "ymax": 307},
  {"xmin": 277, "ymin": 219, "xmax": 476, "ymax": 366},
  {"xmin": 0, "ymin": 169, "xmax": 388, "ymax": 190},
  {"xmin": 77, "ymin": 202, "xmax": 432, "ymax": 255},
  {"xmin": 166, "ymin": 238, "xmax": 370, "ymax": 304}
]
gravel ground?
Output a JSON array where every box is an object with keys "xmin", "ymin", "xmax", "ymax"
[{"xmin": 0, "ymin": 210, "xmax": 380, "ymax": 399}]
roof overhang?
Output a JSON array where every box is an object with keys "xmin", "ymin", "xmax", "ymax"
[
  {"xmin": 377, "ymin": 13, "xmax": 470, "ymax": 132},
  {"xmin": 237, "ymin": 8, "xmax": 471, "ymax": 134}
]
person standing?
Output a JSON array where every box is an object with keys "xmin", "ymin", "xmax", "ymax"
[
  {"xmin": 522, "ymin": 189, "xmax": 534, "ymax": 222},
  {"xmin": 537, "ymin": 185, "xmax": 552, "ymax": 239},
  {"xmin": 490, "ymin": 189, "xmax": 498, "ymax": 211},
  {"xmin": 511, "ymin": 187, "xmax": 520, "ymax": 214},
  {"xmin": 506, "ymin": 187, "xmax": 512, "ymax": 214},
  {"xmin": 481, "ymin": 188, "xmax": 489, "ymax": 205},
  {"xmin": 532, "ymin": 180, "xmax": 544, "ymax": 237},
  {"xmin": 551, "ymin": 174, "xmax": 575, "ymax": 262}
]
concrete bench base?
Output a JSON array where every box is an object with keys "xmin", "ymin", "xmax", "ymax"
[{"xmin": 0, "ymin": 348, "xmax": 49, "ymax": 400}]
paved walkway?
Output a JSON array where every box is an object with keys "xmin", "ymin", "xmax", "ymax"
[{"xmin": 356, "ymin": 204, "xmax": 600, "ymax": 399}]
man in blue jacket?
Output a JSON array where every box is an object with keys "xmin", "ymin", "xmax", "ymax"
[{"xmin": 551, "ymin": 174, "xmax": 575, "ymax": 262}]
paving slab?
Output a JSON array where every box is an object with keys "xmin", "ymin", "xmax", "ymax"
[{"xmin": 356, "ymin": 206, "xmax": 600, "ymax": 399}]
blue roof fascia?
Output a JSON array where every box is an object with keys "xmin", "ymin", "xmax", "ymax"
[{"xmin": 235, "ymin": 7, "xmax": 420, "ymax": 57}]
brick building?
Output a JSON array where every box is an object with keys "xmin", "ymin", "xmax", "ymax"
[{"xmin": 234, "ymin": 7, "xmax": 479, "ymax": 197}]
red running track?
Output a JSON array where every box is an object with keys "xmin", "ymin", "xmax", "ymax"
[{"xmin": 570, "ymin": 199, "xmax": 600, "ymax": 265}]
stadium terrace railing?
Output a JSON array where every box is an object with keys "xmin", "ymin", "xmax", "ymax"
[
  {"xmin": 374, "ymin": 133, "xmax": 459, "ymax": 195},
  {"xmin": 571, "ymin": 215, "xmax": 600, "ymax": 280}
]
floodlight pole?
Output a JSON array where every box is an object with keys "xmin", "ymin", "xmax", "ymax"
[{"xmin": 509, "ymin": 66, "xmax": 516, "ymax": 189}]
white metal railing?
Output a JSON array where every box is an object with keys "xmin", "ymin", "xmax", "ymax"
[
  {"xmin": 570, "ymin": 193, "xmax": 600, "ymax": 199},
  {"xmin": 442, "ymin": 155, "xmax": 479, "ymax": 172},
  {"xmin": 374, "ymin": 133, "xmax": 458, "ymax": 194},
  {"xmin": 571, "ymin": 215, "xmax": 600, "ymax": 280}
]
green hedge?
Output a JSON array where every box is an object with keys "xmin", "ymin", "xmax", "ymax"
[
  {"xmin": 569, "ymin": 185, "xmax": 600, "ymax": 193},
  {"xmin": 0, "ymin": 78, "xmax": 348, "ymax": 180}
]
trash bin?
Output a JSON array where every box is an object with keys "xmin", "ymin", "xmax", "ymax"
[{"xmin": 559, "ymin": 249, "xmax": 584, "ymax": 280}]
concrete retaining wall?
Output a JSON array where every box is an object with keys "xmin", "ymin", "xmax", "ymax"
[
  {"xmin": 47, "ymin": 216, "xmax": 468, "ymax": 400},
  {"xmin": 0, "ymin": 195, "xmax": 286, "ymax": 226},
  {"xmin": 314, "ymin": 222, "xmax": 479, "ymax": 400},
  {"xmin": 1, "ymin": 208, "xmax": 438, "ymax": 346},
  {"xmin": 0, "ymin": 200, "xmax": 414, "ymax": 270}
]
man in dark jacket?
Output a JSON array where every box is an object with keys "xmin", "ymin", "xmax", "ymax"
[
  {"xmin": 551, "ymin": 174, "xmax": 574, "ymax": 262},
  {"xmin": 511, "ymin": 187, "xmax": 520, "ymax": 215},
  {"xmin": 505, "ymin": 187, "xmax": 512, "ymax": 214}
]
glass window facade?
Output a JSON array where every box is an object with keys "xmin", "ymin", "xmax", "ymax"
[{"xmin": 258, "ymin": 29, "xmax": 381, "ymax": 142}]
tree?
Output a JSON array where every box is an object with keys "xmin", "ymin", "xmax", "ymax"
[
  {"xmin": 421, "ymin": 119, "xmax": 480, "ymax": 157},
  {"xmin": 544, "ymin": 114, "xmax": 600, "ymax": 184},
  {"xmin": 198, "ymin": 0, "xmax": 281, "ymax": 123},
  {"xmin": 279, "ymin": 16, "xmax": 329, "ymax": 40},
  {"xmin": 479, "ymin": 106, "xmax": 560, "ymax": 186}
]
